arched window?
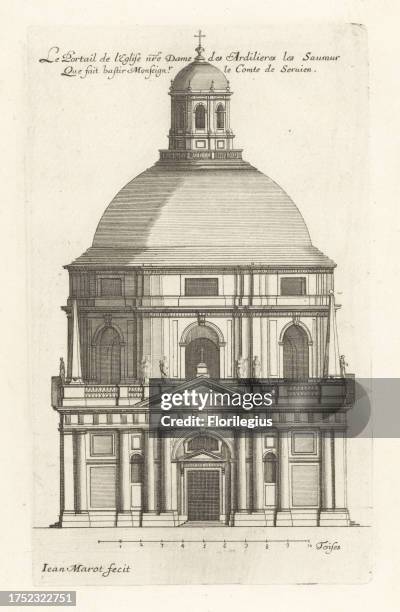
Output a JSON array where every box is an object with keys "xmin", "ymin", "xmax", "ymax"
[
  {"xmin": 130, "ymin": 455, "xmax": 143, "ymax": 484},
  {"xmin": 187, "ymin": 435, "xmax": 219, "ymax": 453},
  {"xmin": 195, "ymin": 104, "xmax": 206, "ymax": 129},
  {"xmin": 176, "ymin": 104, "xmax": 185, "ymax": 130},
  {"xmin": 282, "ymin": 324, "xmax": 309, "ymax": 380},
  {"xmin": 216, "ymin": 104, "xmax": 225, "ymax": 129},
  {"xmin": 97, "ymin": 327, "xmax": 121, "ymax": 384},
  {"xmin": 263, "ymin": 453, "xmax": 277, "ymax": 483}
]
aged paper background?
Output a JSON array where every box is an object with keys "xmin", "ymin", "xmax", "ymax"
[
  {"xmin": 30, "ymin": 21, "xmax": 371, "ymax": 584},
  {"xmin": 2, "ymin": 0, "xmax": 400, "ymax": 608}
]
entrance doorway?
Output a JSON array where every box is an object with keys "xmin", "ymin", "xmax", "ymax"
[
  {"xmin": 185, "ymin": 338, "xmax": 220, "ymax": 379},
  {"xmin": 187, "ymin": 470, "xmax": 220, "ymax": 521}
]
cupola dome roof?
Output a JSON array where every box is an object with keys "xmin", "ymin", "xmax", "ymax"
[{"xmin": 171, "ymin": 60, "xmax": 229, "ymax": 91}]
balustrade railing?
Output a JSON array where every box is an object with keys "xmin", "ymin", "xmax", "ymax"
[{"xmin": 84, "ymin": 385, "xmax": 119, "ymax": 399}]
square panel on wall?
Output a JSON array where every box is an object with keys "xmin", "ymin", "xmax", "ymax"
[
  {"xmin": 292, "ymin": 432, "xmax": 316, "ymax": 454},
  {"xmin": 90, "ymin": 433, "xmax": 114, "ymax": 456}
]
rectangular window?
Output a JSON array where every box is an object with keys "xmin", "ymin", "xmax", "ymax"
[
  {"xmin": 280, "ymin": 277, "xmax": 306, "ymax": 296},
  {"xmin": 185, "ymin": 278, "xmax": 219, "ymax": 296},
  {"xmin": 91, "ymin": 433, "xmax": 114, "ymax": 456},
  {"xmin": 100, "ymin": 278, "xmax": 122, "ymax": 297}
]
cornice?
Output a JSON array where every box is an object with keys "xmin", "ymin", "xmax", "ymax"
[{"xmin": 62, "ymin": 306, "xmax": 330, "ymax": 318}]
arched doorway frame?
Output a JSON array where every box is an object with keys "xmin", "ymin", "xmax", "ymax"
[
  {"xmin": 172, "ymin": 432, "xmax": 234, "ymax": 524},
  {"xmin": 278, "ymin": 320, "xmax": 313, "ymax": 379},
  {"xmin": 91, "ymin": 323, "xmax": 126, "ymax": 384},
  {"xmin": 179, "ymin": 321, "xmax": 226, "ymax": 378}
]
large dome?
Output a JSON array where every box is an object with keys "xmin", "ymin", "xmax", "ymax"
[
  {"xmin": 171, "ymin": 61, "xmax": 229, "ymax": 91},
  {"xmin": 93, "ymin": 164, "xmax": 310, "ymax": 248},
  {"xmin": 69, "ymin": 163, "xmax": 334, "ymax": 268}
]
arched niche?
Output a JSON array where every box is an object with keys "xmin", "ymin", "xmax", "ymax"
[
  {"xmin": 180, "ymin": 323, "xmax": 225, "ymax": 379},
  {"xmin": 281, "ymin": 324, "xmax": 309, "ymax": 380},
  {"xmin": 95, "ymin": 326, "xmax": 122, "ymax": 384}
]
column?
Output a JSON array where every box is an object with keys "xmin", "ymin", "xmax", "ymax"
[
  {"xmin": 75, "ymin": 431, "xmax": 87, "ymax": 511},
  {"xmin": 245, "ymin": 435, "xmax": 253, "ymax": 511},
  {"xmin": 61, "ymin": 432, "xmax": 74, "ymax": 512},
  {"xmin": 230, "ymin": 459, "xmax": 236, "ymax": 517},
  {"xmin": 252, "ymin": 317, "xmax": 261, "ymax": 374},
  {"xmin": 163, "ymin": 435, "xmax": 172, "ymax": 511},
  {"xmin": 119, "ymin": 430, "xmax": 131, "ymax": 512},
  {"xmin": 253, "ymin": 433, "xmax": 264, "ymax": 510},
  {"xmin": 146, "ymin": 432, "xmax": 156, "ymax": 512},
  {"xmin": 278, "ymin": 430, "xmax": 290, "ymax": 510},
  {"xmin": 261, "ymin": 318, "xmax": 268, "ymax": 377},
  {"xmin": 322, "ymin": 430, "xmax": 334, "ymax": 509},
  {"xmin": 225, "ymin": 462, "xmax": 231, "ymax": 524},
  {"xmin": 171, "ymin": 461, "xmax": 178, "ymax": 512},
  {"xmin": 237, "ymin": 432, "xmax": 248, "ymax": 511},
  {"xmin": 269, "ymin": 319, "xmax": 278, "ymax": 377},
  {"xmin": 334, "ymin": 431, "xmax": 347, "ymax": 508},
  {"xmin": 227, "ymin": 320, "xmax": 233, "ymax": 377}
]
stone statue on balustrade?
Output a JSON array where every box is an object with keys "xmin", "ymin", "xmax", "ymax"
[
  {"xmin": 59, "ymin": 357, "xmax": 65, "ymax": 384},
  {"xmin": 339, "ymin": 354, "xmax": 348, "ymax": 377},
  {"xmin": 236, "ymin": 356, "xmax": 247, "ymax": 379},
  {"xmin": 252, "ymin": 355, "xmax": 261, "ymax": 378},
  {"xmin": 159, "ymin": 355, "xmax": 169, "ymax": 379},
  {"xmin": 140, "ymin": 356, "xmax": 151, "ymax": 384}
]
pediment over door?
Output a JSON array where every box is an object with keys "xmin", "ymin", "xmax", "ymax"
[{"xmin": 184, "ymin": 451, "xmax": 222, "ymax": 462}]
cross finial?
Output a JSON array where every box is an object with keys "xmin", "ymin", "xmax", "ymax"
[
  {"xmin": 194, "ymin": 29, "xmax": 206, "ymax": 47},
  {"xmin": 194, "ymin": 29, "xmax": 206, "ymax": 60}
]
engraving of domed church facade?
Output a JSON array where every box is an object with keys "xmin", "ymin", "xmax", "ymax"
[{"xmin": 51, "ymin": 33, "xmax": 354, "ymax": 528}]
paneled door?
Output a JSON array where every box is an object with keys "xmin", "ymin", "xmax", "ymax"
[{"xmin": 187, "ymin": 470, "xmax": 220, "ymax": 521}]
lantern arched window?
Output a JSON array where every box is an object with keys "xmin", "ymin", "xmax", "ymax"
[
  {"xmin": 216, "ymin": 104, "xmax": 225, "ymax": 129},
  {"xmin": 195, "ymin": 104, "xmax": 206, "ymax": 129}
]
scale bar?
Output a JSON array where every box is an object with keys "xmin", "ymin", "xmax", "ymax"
[{"xmin": 98, "ymin": 539, "xmax": 310, "ymax": 544}]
